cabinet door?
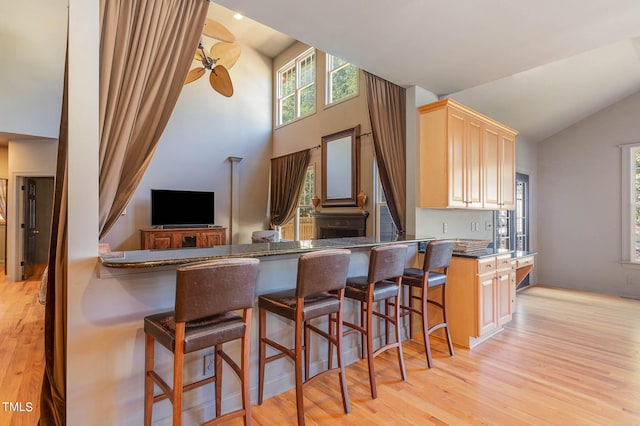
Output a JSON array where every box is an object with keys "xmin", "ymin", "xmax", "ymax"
[
  {"xmin": 199, "ymin": 230, "xmax": 225, "ymax": 247},
  {"xmin": 500, "ymin": 132, "xmax": 516, "ymax": 210},
  {"xmin": 483, "ymin": 126, "xmax": 500, "ymax": 209},
  {"xmin": 149, "ymin": 235, "xmax": 172, "ymax": 250},
  {"xmin": 497, "ymin": 272, "xmax": 512, "ymax": 325},
  {"xmin": 466, "ymin": 117, "xmax": 483, "ymax": 207},
  {"xmin": 478, "ymin": 272, "xmax": 498, "ymax": 336},
  {"xmin": 448, "ymin": 109, "xmax": 467, "ymax": 207}
]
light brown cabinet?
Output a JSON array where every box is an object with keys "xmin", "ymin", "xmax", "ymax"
[
  {"xmin": 446, "ymin": 253, "xmax": 515, "ymax": 349},
  {"xmin": 417, "ymin": 98, "xmax": 517, "ymax": 210},
  {"xmin": 141, "ymin": 227, "xmax": 226, "ymax": 250}
]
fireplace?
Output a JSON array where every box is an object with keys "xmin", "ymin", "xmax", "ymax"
[{"xmin": 311, "ymin": 211, "xmax": 369, "ymax": 239}]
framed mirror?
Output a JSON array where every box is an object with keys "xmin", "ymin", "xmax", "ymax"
[{"xmin": 321, "ymin": 125, "xmax": 360, "ymax": 207}]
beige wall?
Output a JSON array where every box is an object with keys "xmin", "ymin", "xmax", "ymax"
[{"xmin": 273, "ymin": 42, "xmax": 375, "ymax": 234}]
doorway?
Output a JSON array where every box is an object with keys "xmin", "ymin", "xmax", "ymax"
[{"xmin": 20, "ymin": 177, "xmax": 54, "ymax": 281}]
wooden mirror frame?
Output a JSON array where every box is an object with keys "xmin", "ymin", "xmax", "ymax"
[{"xmin": 321, "ymin": 125, "xmax": 360, "ymax": 207}]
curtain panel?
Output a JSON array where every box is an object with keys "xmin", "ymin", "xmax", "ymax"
[
  {"xmin": 363, "ymin": 71, "xmax": 407, "ymax": 234},
  {"xmin": 39, "ymin": 41, "xmax": 68, "ymax": 426},
  {"xmin": 98, "ymin": 0, "xmax": 208, "ymax": 238},
  {"xmin": 269, "ymin": 149, "xmax": 312, "ymax": 228}
]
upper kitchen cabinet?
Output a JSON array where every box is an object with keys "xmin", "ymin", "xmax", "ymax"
[{"xmin": 417, "ymin": 99, "xmax": 517, "ymax": 210}]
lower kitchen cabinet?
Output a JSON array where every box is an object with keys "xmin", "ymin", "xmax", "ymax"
[{"xmin": 446, "ymin": 253, "xmax": 515, "ymax": 349}]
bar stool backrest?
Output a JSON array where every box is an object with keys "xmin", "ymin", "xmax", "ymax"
[
  {"xmin": 296, "ymin": 249, "xmax": 351, "ymax": 297},
  {"xmin": 175, "ymin": 258, "xmax": 260, "ymax": 323},
  {"xmin": 368, "ymin": 244, "xmax": 408, "ymax": 283},
  {"xmin": 423, "ymin": 240, "xmax": 454, "ymax": 272}
]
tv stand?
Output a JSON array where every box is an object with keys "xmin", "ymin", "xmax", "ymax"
[{"xmin": 141, "ymin": 227, "xmax": 227, "ymax": 250}]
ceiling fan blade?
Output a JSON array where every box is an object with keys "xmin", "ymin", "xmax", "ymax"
[
  {"xmin": 209, "ymin": 42, "xmax": 241, "ymax": 69},
  {"xmin": 185, "ymin": 67, "xmax": 206, "ymax": 84},
  {"xmin": 195, "ymin": 49, "xmax": 204, "ymax": 62},
  {"xmin": 202, "ymin": 18, "xmax": 235, "ymax": 43},
  {"xmin": 210, "ymin": 65, "xmax": 234, "ymax": 97}
]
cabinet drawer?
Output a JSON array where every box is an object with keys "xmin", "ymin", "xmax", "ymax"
[
  {"xmin": 496, "ymin": 255, "xmax": 512, "ymax": 270},
  {"xmin": 477, "ymin": 257, "xmax": 496, "ymax": 274},
  {"xmin": 517, "ymin": 256, "xmax": 534, "ymax": 268}
]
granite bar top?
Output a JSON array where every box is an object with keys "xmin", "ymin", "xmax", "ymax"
[
  {"xmin": 99, "ymin": 235, "xmax": 435, "ymax": 268},
  {"xmin": 453, "ymin": 249, "xmax": 537, "ymax": 259}
]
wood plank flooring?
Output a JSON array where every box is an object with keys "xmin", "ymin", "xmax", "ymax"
[
  {"xmin": 242, "ymin": 284, "xmax": 640, "ymax": 425},
  {"xmin": 0, "ymin": 275, "xmax": 44, "ymax": 426},
  {"xmin": 1, "ymin": 281, "xmax": 639, "ymax": 425}
]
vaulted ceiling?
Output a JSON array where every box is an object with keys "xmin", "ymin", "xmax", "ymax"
[{"xmin": 213, "ymin": 0, "xmax": 640, "ymax": 142}]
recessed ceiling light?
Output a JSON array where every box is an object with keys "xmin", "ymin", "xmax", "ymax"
[{"xmin": 233, "ymin": 13, "xmax": 243, "ymax": 20}]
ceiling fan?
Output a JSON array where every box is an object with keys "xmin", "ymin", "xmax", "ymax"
[{"xmin": 185, "ymin": 18, "xmax": 241, "ymax": 97}]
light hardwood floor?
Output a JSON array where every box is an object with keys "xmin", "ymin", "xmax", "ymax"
[
  {"xmin": 1, "ymin": 281, "xmax": 639, "ymax": 425},
  {"xmin": 0, "ymin": 276, "xmax": 44, "ymax": 426}
]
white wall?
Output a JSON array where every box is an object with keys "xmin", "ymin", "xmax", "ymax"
[
  {"xmin": 6, "ymin": 139, "xmax": 58, "ymax": 281},
  {"xmin": 538, "ymin": 90, "xmax": 640, "ymax": 297},
  {"xmin": 0, "ymin": 0, "xmax": 66, "ymax": 139},
  {"xmin": 100, "ymin": 29, "xmax": 274, "ymax": 250}
]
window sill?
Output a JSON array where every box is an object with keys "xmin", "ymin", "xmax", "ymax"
[{"xmin": 620, "ymin": 261, "xmax": 640, "ymax": 270}]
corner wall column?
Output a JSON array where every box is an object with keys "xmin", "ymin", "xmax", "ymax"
[{"xmin": 228, "ymin": 156, "xmax": 243, "ymax": 244}]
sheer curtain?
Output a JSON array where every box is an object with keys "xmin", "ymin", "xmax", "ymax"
[
  {"xmin": 99, "ymin": 0, "xmax": 208, "ymax": 238},
  {"xmin": 270, "ymin": 149, "xmax": 312, "ymax": 228},
  {"xmin": 363, "ymin": 71, "xmax": 407, "ymax": 234}
]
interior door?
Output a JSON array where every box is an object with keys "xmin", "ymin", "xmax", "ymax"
[{"xmin": 23, "ymin": 178, "xmax": 37, "ymax": 280}]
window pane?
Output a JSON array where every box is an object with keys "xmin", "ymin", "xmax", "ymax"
[
  {"xmin": 299, "ymin": 166, "xmax": 315, "ymax": 207},
  {"xmin": 330, "ymin": 56, "xmax": 347, "ymax": 70},
  {"xmin": 280, "ymin": 67, "xmax": 296, "ymax": 97},
  {"xmin": 635, "ymin": 206, "xmax": 640, "ymax": 261},
  {"xmin": 299, "ymin": 84, "xmax": 316, "ymax": 116},
  {"xmin": 280, "ymin": 94, "xmax": 295, "ymax": 124},
  {"xmin": 299, "ymin": 53, "xmax": 315, "ymax": 87},
  {"xmin": 331, "ymin": 64, "xmax": 358, "ymax": 102}
]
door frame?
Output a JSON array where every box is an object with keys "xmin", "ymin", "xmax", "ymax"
[{"xmin": 7, "ymin": 172, "xmax": 55, "ymax": 282}]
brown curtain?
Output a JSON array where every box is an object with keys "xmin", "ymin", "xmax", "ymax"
[
  {"xmin": 39, "ymin": 41, "xmax": 68, "ymax": 426},
  {"xmin": 364, "ymin": 71, "xmax": 406, "ymax": 234},
  {"xmin": 99, "ymin": 0, "xmax": 208, "ymax": 238},
  {"xmin": 269, "ymin": 149, "xmax": 312, "ymax": 227}
]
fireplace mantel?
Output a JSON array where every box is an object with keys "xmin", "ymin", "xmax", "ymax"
[{"xmin": 311, "ymin": 211, "xmax": 369, "ymax": 239}]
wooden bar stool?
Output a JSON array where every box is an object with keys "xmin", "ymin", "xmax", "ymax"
[
  {"xmin": 400, "ymin": 239, "xmax": 455, "ymax": 368},
  {"xmin": 339, "ymin": 244, "xmax": 408, "ymax": 400},
  {"xmin": 257, "ymin": 249, "xmax": 351, "ymax": 426},
  {"xmin": 144, "ymin": 258, "xmax": 259, "ymax": 426}
]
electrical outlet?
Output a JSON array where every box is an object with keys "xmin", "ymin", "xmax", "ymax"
[{"xmin": 203, "ymin": 353, "xmax": 214, "ymax": 376}]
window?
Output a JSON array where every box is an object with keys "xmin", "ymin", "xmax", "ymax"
[
  {"xmin": 621, "ymin": 144, "xmax": 640, "ymax": 263},
  {"xmin": 374, "ymin": 162, "xmax": 397, "ymax": 239},
  {"xmin": 326, "ymin": 54, "xmax": 358, "ymax": 105},
  {"xmin": 281, "ymin": 165, "xmax": 316, "ymax": 241},
  {"xmin": 277, "ymin": 48, "xmax": 316, "ymax": 126}
]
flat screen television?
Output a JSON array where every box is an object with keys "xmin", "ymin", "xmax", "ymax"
[{"xmin": 151, "ymin": 189, "xmax": 215, "ymax": 228}]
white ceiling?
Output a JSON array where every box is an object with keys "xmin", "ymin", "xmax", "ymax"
[{"xmin": 213, "ymin": 0, "xmax": 640, "ymax": 142}]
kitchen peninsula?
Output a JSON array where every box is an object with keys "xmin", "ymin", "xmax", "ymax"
[{"xmin": 97, "ymin": 234, "xmax": 431, "ymax": 423}]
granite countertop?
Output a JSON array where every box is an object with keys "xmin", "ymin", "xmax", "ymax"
[
  {"xmin": 452, "ymin": 249, "xmax": 537, "ymax": 259},
  {"xmin": 99, "ymin": 234, "xmax": 435, "ymax": 268}
]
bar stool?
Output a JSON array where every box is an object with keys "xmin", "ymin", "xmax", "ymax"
[
  {"xmin": 258, "ymin": 249, "xmax": 351, "ymax": 426},
  {"xmin": 340, "ymin": 244, "xmax": 408, "ymax": 400},
  {"xmin": 400, "ymin": 239, "xmax": 455, "ymax": 368},
  {"xmin": 144, "ymin": 258, "xmax": 259, "ymax": 426}
]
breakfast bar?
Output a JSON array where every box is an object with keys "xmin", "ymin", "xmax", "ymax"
[{"xmin": 98, "ymin": 235, "xmax": 432, "ymax": 423}]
